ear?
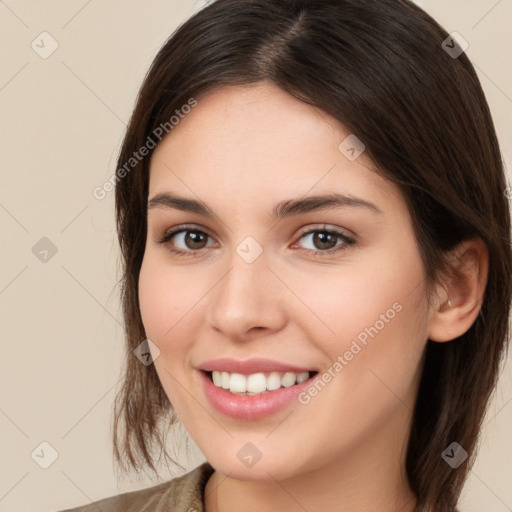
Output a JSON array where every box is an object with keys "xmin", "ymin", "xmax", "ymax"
[{"xmin": 428, "ymin": 237, "xmax": 489, "ymax": 343}]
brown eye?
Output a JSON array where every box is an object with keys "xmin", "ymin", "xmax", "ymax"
[
  {"xmin": 182, "ymin": 231, "xmax": 208, "ymax": 250},
  {"xmin": 310, "ymin": 232, "xmax": 338, "ymax": 251},
  {"xmin": 296, "ymin": 228, "xmax": 356, "ymax": 255},
  {"xmin": 157, "ymin": 225, "xmax": 215, "ymax": 255}
]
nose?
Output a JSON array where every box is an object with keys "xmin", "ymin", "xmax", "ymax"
[{"xmin": 205, "ymin": 247, "xmax": 288, "ymax": 342}]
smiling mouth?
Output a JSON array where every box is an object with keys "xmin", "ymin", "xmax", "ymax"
[{"xmin": 204, "ymin": 370, "xmax": 319, "ymax": 395}]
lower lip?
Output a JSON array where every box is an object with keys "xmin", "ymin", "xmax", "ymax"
[{"xmin": 199, "ymin": 370, "xmax": 318, "ymax": 420}]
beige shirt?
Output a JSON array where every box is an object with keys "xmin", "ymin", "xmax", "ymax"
[{"xmin": 58, "ymin": 462, "xmax": 215, "ymax": 512}]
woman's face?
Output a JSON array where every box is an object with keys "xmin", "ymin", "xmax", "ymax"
[{"xmin": 139, "ymin": 81, "xmax": 433, "ymax": 481}]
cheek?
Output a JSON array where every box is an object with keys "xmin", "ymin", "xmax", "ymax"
[
  {"xmin": 334, "ymin": 272, "xmax": 428, "ymax": 410},
  {"xmin": 138, "ymin": 255, "xmax": 197, "ymax": 337},
  {"xmin": 296, "ymin": 241, "xmax": 428, "ymax": 397},
  {"xmin": 138, "ymin": 259, "xmax": 169, "ymax": 338},
  {"xmin": 138, "ymin": 254, "xmax": 214, "ymax": 378},
  {"xmin": 138, "ymin": 256, "xmax": 200, "ymax": 405},
  {"xmin": 293, "ymin": 252, "xmax": 425, "ymax": 350}
]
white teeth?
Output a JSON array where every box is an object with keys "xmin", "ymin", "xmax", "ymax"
[
  {"xmin": 210, "ymin": 370, "xmax": 311, "ymax": 394},
  {"xmin": 229, "ymin": 373, "xmax": 247, "ymax": 393},
  {"xmin": 267, "ymin": 371, "xmax": 281, "ymax": 391},
  {"xmin": 247, "ymin": 373, "xmax": 267, "ymax": 393},
  {"xmin": 212, "ymin": 371, "xmax": 222, "ymax": 387},
  {"xmin": 296, "ymin": 371, "xmax": 309, "ymax": 384},
  {"xmin": 221, "ymin": 371, "xmax": 230, "ymax": 389},
  {"xmin": 281, "ymin": 372, "xmax": 296, "ymax": 387}
]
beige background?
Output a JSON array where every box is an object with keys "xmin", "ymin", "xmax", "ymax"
[{"xmin": 0, "ymin": 1, "xmax": 511, "ymax": 511}]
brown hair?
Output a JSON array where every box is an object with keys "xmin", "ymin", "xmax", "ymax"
[{"xmin": 112, "ymin": 0, "xmax": 512, "ymax": 510}]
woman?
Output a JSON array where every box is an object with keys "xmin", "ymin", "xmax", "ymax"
[{"xmin": 60, "ymin": 0, "xmax": 512, "ymax": 510}]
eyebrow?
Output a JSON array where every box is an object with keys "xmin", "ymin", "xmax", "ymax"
[{"xmin": 147, "ymin": 192, "xmax": 383, "ymax": 219}]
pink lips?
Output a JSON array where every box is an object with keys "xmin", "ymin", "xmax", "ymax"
[
  {"xmin": 197, "ymin": 357, "xmax": 315, "ymax": 375},
  {"xmin": 197, "ymin": 358, "xmax": 318, "ymax": 420}
]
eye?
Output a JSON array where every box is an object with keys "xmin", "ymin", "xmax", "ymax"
[
  {"xmin": 155, "ymin": 224, "xmax": 356, "ymax": 257},
  {"xmin": 156, "ymin": 224, "xmax": 216, "ymax": 256},
  {"xmin": 292, "ymin": 226, "xmax": 356, "ymax": 255}
]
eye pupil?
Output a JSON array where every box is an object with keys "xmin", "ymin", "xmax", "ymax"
[
  {"xmin": 186, "ymin": 231, "xmax": 207, "ymax": 249},
  {"xmin": 314, "ymin": 232, "xmax": 337, "ymax": 250}
]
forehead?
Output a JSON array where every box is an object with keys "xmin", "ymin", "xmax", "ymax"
[
  {"xmin": 152, "ymin": 82, "xmax": 347, "ymax": 166},
  {"xmin": 148, "ymin": 82, "xmax": 405, "ymax": 218}
]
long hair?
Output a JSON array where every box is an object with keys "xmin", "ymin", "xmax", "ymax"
[{"xmin": 112, "ymin": 1, "xmax": 512, "ymax": 510}]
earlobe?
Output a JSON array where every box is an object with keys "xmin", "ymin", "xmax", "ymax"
[{"xmin": 428, "ymin": 238, "xmax": 489, "ymax": 343}]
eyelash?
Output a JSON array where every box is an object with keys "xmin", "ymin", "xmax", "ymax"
[{"xmin": 156, "ymin": 224, "xmax": 356, "ymax": 258}]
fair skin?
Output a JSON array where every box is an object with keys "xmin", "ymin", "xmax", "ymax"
[{"xmin": 138, "ymin": 81, "xmax": 488, "ymax": 512}]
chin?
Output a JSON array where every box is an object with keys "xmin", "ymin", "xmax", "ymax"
[{"xmin": 203, "ymin": 441, "xmax": 317, "ymax": 482}]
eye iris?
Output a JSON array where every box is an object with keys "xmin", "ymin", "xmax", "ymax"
[
  {"xmin": 314, "ymin": 232, "xmax": 337, "ymax": 250},
  {"xmin": 186, "ymin": 231, "xmax": 207, "ymax": 249}
]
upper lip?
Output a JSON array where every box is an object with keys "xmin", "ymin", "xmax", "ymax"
[{"xmin": 198, "ymin": 358, "xmax": 316, "ymax": 375}]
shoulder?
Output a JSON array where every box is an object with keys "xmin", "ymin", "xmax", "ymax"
[{"xmin": 56, "ymin": 461, "xmax": 215, "ymax": 512}]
